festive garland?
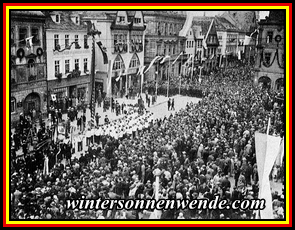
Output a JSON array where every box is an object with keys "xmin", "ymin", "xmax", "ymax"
[
  {"xmin": 262, "ymin": 49, "xmax": 277, "ymax": 68},
  {"xmin": 277, "ymin": 50, "xmax": 284, "ymax": 69},
  {"xmin": 16, "ymin": 48, "xmax": 25, "ymax": 60},
  {"xmin": 36, "ymin": 48, "xmax": 43, "ymax": 56}
]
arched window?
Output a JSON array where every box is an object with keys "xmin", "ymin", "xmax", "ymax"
[
  {"xmin": 11, "ymin": 97, "xmax": 16, "ymax": 113},
  {"xmin": 113, "ymin": 54, "xmax": 125, "ymax": 70},
  {"xmin": 129, "ymin": 53, "xmax": 140, "ymax": 69},
  {"xmin": 28, "ymin": 59, "xmax": 35, "ymax": 76}
]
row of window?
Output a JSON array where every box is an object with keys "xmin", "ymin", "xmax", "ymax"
[
  {"xmin": 113, "ymin": 33, "xmax": 143, "ymax": 47},
  {"xmin": 11, "ymin": 27, "xmax": 40, "ymax": 44},
  {"xmin": 54, "ymin": 34, "xmax": 89, "ymax": 50},
  {"xmin": 116, "ymin": 16, "xmax": 141, "ymax": 24},
  {"xmin": 186, "ymin": 40, "xmax": 194, "ymax": 49},
  {"xmin": 207, "ymin": 35, "xmax": 218, "ymax": 43},
  {"xmin": 155, "ymin": 21, "xmax": 182, "ymax": 36},
  {"xmin": 54, "ymin": 58, "xmax": 88, "ymax": 75},
  {"xmin": 113, "ymin": 54, "xmax": 140, "ymax": 70}
]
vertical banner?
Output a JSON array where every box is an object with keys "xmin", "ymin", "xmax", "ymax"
[
  {"xmin": 107, "ymin": 60, "xmax": 114, "ymax": 97},
  {"xmin": 89, "ymin": 38, "xmax": 96, "ymax": 127},
  {"xmin": 255, "ymin": 132, "xmax": 281, "ymax": 219}
]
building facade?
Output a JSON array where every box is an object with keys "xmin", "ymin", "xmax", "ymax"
[
  {"xmin": 81, "ymin": 10, "xmax": 146, "ymax": 98},
  {"xmin": 254, "ymin": 10, "xmax": 285, "ymax": 91},
  {"xmin": 215, "ymin": 16, "xmax": 242, "ymax": 67},
  {"xmin": 143, "ymin": 11, "xmax": 187, "ymax": 83},
  {"xmin": 192, "ymin": 17, "xmax": 219, "ymax": 73},
  {"xmin": 10, "ymin": 11, "xmax": 47, "ymax": 124},
  {"xmin": 44, "ymin": 11, "xmax": 92, "ymax": 111}
]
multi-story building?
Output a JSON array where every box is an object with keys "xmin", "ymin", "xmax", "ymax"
[
  {"xmin": 222, "ymin": 11, "xmax": 259, "ymax": 64},
  {"xmin": 215, "ymin": 16, "xmax": 241, "ymax": 67},
  {"xmin": 10, "ymin": 11, "xmax": 47, "ymax": 124},
  {"xmin": 143, "ymin": 11, "xmax": 187, "ymax": 82},
  {"xmin": 193, "ymin": 25, "xmax": 204, "ymax": 71},
  {"xmin": 81, "ymin": 10, "xmax": 146, "ymax": 98},
  {"xmin": 254, "ymin": 10, "xmax": 285, "ymax": 91},
  {"xmin": 44, "ymin": 11, "xmax": 92, "ymax": 111},
  {"xmin": 192, "ymin": 17, "xmax": 219, "ymax": 73}
]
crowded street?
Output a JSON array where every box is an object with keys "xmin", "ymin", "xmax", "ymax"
[
  {"xmin": 10, "ymin": 63, "xmax": 285, "ymax": 220},
  {"xmin": 8, "ymin": 9, "xmax": 287, "ymax": 222}
]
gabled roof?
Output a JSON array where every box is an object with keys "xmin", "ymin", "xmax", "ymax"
[
  {"xmin": 11, "ymin": 11, "xmax": 45, "ymax": 17},
  {"xmin": 214, "ymin": 16, "xmax": 240, "ymax": 32},
  {"xmin": 192, "ymin": 17, "xmax": 214, "ymax": 36},
  {"xmin": 44, "ymin": 11, "xmax": 87, "ymax": 31},
  {"xmin": 80, "ymin": 11, "xmax": 117, "ymax": 20}
]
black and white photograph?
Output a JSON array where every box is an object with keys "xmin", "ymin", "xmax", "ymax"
[{"xmin": 8, "ymin": 9, "xmax": 287, "ymax": 221}]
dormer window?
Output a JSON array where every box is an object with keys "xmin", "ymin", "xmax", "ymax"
[
  {"xmin": 56, "ymin": 15, "xmax": 60, "ymax": 23},
  {"xmin": 70, "ymin": 14, "xmax": 80, "ymax": 25},
  {"xmin": 134, "ymin": 18, "xmax": 141, "ymax": 24},
  {"xmin": 118, "ymin": 16, "xmax": 125, "ymax": 23}
]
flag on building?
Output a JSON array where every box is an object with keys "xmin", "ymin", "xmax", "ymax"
[
  {"xmin": 172, "ymin": 51, "xmax": 183, "ymax": 65},
  {"xmin": 144, "ymin": 56, "xmax": 162, "ymax": 74},
  {"xmin": 51, "ymin": 94, "xmax": 57, "ymax": 101},
  {"xmin": 202, "ymin": 39, "xmax": 207, "ymax": 50},
  {"xmin": 244, "ymin": 35, "xmax": 252, "ymax": 45},
  {"xmin": 185, "ymin": 54, "xmax": 193, "ymax": 66},
  {"xmin": 160, "ymin": 55, "xmax": 171, "ymax": 64},
  {"xmin": 89, "ymin": 39, "xmax": 96, "ymax": 127},
  {"xmin": 116, "ymin": 69, "xmax": 123, "ymax": 82},
  {"xmin": 97, "ymin": 41, "xmax": 108, "ymax": 64},
  {"xmin": 107, "ymin": 59, "xmax": 114, "ymax": 97},
  {"xmin": 137, "ymin": 65, "xmax": 145, "ymax": 75},
  {"xmin": 25, "ymin": 36, "xmax": 34, "ymax": 49}
]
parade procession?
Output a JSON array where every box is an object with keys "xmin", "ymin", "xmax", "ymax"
[{"xmin": 8, "ymin": 9, "xmax": 287, "ymax": 221}]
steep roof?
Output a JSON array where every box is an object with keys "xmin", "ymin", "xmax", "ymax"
[
  {"xmin": 80, "ymin": 11, "xmax": 117, "ymax": 20},
  {"xmin": 44, "ymin": 11, "xmax": 87, "ymax": 31},
  {"xmin": 215, "ymin": 16, "xmax": 240, "ymax": 32},
  {"xmin": 192, "ymin": 17, "xmax": 214, "ymax": 36},
  {"xmin": 11, "ymin": 11, "xmax": 45, "ymax": 17},
  {"xmin": 142, "ymin": 11, "xmax": 186, "ymax": 18}
]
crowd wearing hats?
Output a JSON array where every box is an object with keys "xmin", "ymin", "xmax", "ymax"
[{"xmin": 10, "ymin": 62, "xmax": 285, "ymax": 220}]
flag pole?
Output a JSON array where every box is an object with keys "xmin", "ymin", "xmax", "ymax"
[
  {"xmin": 167, "ymin": 57, "xmax": 170, "ymax": 98},
  {"xmin": 266, "ymin": 117, "xmax": 271, "ymax": 135}
]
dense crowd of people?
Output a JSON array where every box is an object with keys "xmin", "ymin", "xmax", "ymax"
[{"xmin": 10, "ymin": 62, "xmax": 285, "ymax": 220}]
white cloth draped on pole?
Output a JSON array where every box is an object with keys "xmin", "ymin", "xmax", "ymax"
[
  {"xmin": 275, "ymin": 137, "xmax": 284, "ymax": 166},
  {"xmin": 185, "ymin": 54, "xmax": 193, "ymax": 66},
  {"xmin": 43, "ymin": 155, "xmax": 49, "ymax": 176},
  {"xmin": 116, "ymin": 69, "xmax": 123, "ymax": 82},
  {"xmin": 172, "ymin": 51, "xmax": 183, "ymax": 65},
  {"xmin": 254, "ymin": 132, "xmax": 282, "ymax": 219},
  {"xmin": 144, "ymin": 56, "xmax": 162, "ymax": 74},
  {"xmin": 25, "ymin": 36, "xmax": 34, "ymax": 49},
  {"xmin": 160, "ymin": 55, "xmax": 171, "ymax": 64},
  {"xmin": 107, "ymin": 60, "xmax": 114, "ymax": 97}
]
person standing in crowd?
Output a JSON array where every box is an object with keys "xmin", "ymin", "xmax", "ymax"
[
  {"xmin": 104, "ymin": 115, "xmax": 109, "ymax": 124},
  {"xmin": 95, "ymin": 113, "xmax": 101, "ymax": 127},
  {"xmin": 167, "ymin": 98, "xmax": 171, "ymax": 111},
  {"xmin": 77, "ymin": 116, "xmax": 82, "ymax": 131},
  {"xmin": 82, "ymin": 113, "xmax": 86, "ymax": 132},
  {"xmin": 171, "ymin": 98, "xmax": 175, "ymax": 111},
  {"xmin": 58, "ymin": 109, "xmax": 62, "ymax": 123}
]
